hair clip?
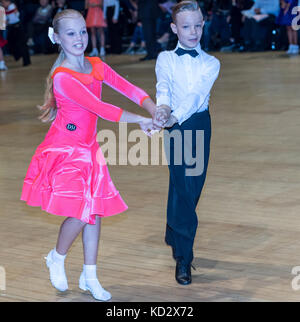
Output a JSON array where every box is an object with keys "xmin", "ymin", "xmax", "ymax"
[{"xmin": 48, "ymin": 27, "xmax": 56, "ymax": 44}]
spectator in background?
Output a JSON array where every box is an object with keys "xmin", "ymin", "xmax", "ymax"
[
  {"xmin": 128, "ymin": 0, "xmax": 138, "ymax": 21},
  {"xmin": 229, "ymin": 0, "xmax": 248, "ymax": 50},
  {"xmin": 276, "ymin": 0, "xmax": 299, "ymax": 55},
  {"xmin": 121, "ymin": 0, "xmax": 138, "ymax": 23},
  {"xmin": 241, "ymin": 0, "xmax": 280, "ymax": 51},
  {"xmin": 104, "ymin": 0, "xmax": 122, "ymax": 54},
  {"xmin": 0, "ymin": 4, "xmax": 8, "ymax": 70},
  {"xmin": 85, "ymin": 0, "xmax": 106, "ymax": 57},
  {"xmin": 30, "ymin": 0, "xmax": 53, "ymax": 54},
  {"xmin": 209, "ymin": 0, "xmax": 232, "ymax": 50},
  {"xmin": 198, "ymin": 0, "xmax": 212, "ymax": 51},
  {"xmin": 156, "ymin": 0, "xmax": 175, "ymax": 50},
  {"xmin": 23, "ymin": 0, "xmax": 40, "ymax": 45},
  {"xmin": 124, "ymin": 20, "xmax": 146, "ymax": 54},
  {"xmin": 52, "ymin": 0, "xmax": 69, "ymax": 17},
  {"xmin": 68, "ymin": 0, "xmax": 85, "ymax": 13},
  {"xmin": 138, "ymin": 0, "xmax": 160, "ymax": 60},
  {"xmin": 1, "ymin": 0, "xmax": 31, "ymax": 66}
]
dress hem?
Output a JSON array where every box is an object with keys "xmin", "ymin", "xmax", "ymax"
[{"xmin": 21, "ymin": 182, "xmax": 128, "ymax": 224}]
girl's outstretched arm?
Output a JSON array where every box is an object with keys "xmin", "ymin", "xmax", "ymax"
[
  {"xmin": 102, "ymin": 62, "xmax": 167, "ymax": 128},
  {"xmin": 53, "ymin": 72, "xmax": 154, "ymax": 134}
]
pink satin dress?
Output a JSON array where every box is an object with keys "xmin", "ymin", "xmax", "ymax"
[{"xmin": 21, "ymin": 57, "xmax": 149, "ymax": 224}]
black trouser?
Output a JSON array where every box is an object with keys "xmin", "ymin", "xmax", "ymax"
[
  {"xmin": 164, "ymin": 110, "xmax": 211, "ymax": 265},
  {"xmin": 106, "ymin": 6, "xmax": 122, "ymax": 54},
  {"xmin": 7, "ymin": 23, "xmax": 31, "ymax": 66}
]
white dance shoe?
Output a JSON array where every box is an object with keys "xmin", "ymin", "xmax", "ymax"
[
  {"xmin": 79, "ymin": 267, "xmax": 111, "ymax": 301},
  {"xmin": 45, "ymin": 249, "xmax": 68, "ymax": 292}
]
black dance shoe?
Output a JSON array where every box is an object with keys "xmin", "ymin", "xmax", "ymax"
[{"xmin": 175, "ymin": 261, "xmax": 192, "ymax": 285}]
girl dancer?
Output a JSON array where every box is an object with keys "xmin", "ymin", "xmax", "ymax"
[
  {"xmin": 85, "ymin": 0, "xmax": 106, "ymax": 57},
  {"xmin": 21, "ymin": 9, "xmax": 164, "ymax": 301}
]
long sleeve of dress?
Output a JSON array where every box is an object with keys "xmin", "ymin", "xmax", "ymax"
[
  {"xmin": 102, "ymin": 62, "xmax": 150, "ymax": 106},
  {"xmin": 53, "ymin": 72, "xmax": 124, "ymax": 122}
]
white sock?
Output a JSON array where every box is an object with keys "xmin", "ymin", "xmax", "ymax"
[
  {"xmin": 45, "ymin": 248, "xmax": 68, "ymax": 292},
  {"xmin": 52, "ymin": 248, "xmax": 67, "ymax": 262},
  {"xmin": 80, "ymin": 264, "xmax": 111, "ymax": 301},
  {"xmin": 83, "ymin": 264, "xmax": 97, "ymax": 279}
]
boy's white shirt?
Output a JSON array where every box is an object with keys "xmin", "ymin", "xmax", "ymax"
[{"xmin": 155, "ymin": 41, "xmax": 220, "ymax": 125}]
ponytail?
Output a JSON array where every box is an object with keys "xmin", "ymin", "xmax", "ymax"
[{"xmin": 38, "ymin": 50, "xmax": 65, "ymax": 122}]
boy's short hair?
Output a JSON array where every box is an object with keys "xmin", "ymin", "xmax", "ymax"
[{"xmin": 172, "ymin": 0, "xmax": 200, "ymax": 23}]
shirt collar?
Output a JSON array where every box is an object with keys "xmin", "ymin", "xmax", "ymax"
[{"xmin": 175, "ymin": 41, "xmax": 202, "ymax": 55}]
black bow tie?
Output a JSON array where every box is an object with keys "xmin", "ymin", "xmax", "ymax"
[{"xmin": 175, "ymin": 47, "xmax": 199, "ymax": 58}]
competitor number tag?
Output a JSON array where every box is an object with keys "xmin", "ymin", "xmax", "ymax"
[{"xmin": 66, "ymin": 123, "xmax": 77, "ymax": 131}]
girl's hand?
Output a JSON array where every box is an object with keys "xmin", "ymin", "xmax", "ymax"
[{"xmin": 139, "ymin": 118, "xmax": 157, "ymax": 137}]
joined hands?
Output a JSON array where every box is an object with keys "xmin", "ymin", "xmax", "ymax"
[{"xmin": 139, "ymin": 105, "xmax": 178, "ymax": 137}]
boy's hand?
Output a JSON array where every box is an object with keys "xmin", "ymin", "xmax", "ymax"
[
  {"xmin": 164, "ymin": 114, "xmax": 178, "ymax": 128},
  {"xmin": 154, "ymin": 105, "xmax": 171, "ymax": 127}
]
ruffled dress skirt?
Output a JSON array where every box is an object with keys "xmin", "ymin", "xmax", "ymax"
[{"xmin": 21, "ymin": 126, "xmax": 128, "ymax": 224}]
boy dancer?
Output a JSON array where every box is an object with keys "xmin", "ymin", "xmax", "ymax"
[{"xmin": 155, "ymin": 0, "xmax": 220, "ymax": 285}]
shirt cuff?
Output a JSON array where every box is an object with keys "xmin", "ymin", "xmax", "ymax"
[
  {"xmin": 156, "ymin": 95, "xmax": 171, "ymax": 107},
  {"xmin": 171, "ymin": 109, "xmax": 184, "ymax": 125}
]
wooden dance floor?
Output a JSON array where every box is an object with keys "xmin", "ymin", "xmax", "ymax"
[{"xmin": 1, "ymin": 51, "xmax": 300, "ymax": 302}]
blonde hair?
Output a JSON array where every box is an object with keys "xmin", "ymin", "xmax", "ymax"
[
  {"xmin": 172, "ymin": 0, "xmax": 201, "ymax": 23},
  {"xmin": 38, "ymin": 9, "xmax": 84, "ymax": 122}
]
